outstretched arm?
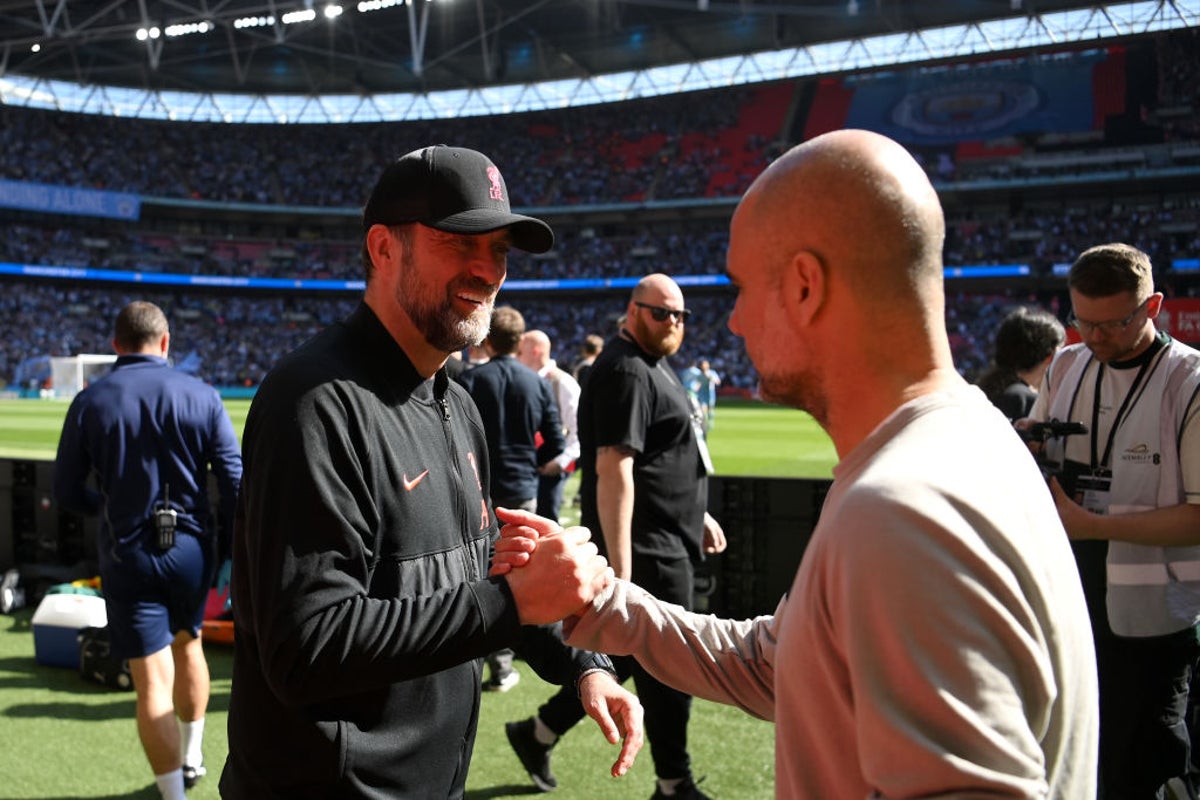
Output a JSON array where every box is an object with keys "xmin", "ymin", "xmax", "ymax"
[{"xmin": 566, "ymin": 580, "xmax": 778, "ymax": 721}]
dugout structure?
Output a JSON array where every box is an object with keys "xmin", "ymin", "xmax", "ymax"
[{"xmin": 49, "ymin": 355, "xmax": 116, "ymax": 400}]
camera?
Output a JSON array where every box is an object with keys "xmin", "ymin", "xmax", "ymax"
[
  {"xmin": 1021, "ymin": 419, "xmax": 1087, "ymax": 444},
  {"xmin": 1020, "ymin": 418, "xmax": 1087, "ymax": 480}
]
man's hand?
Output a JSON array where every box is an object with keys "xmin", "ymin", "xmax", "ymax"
[
  {"xmin": 1048, "ymin": 476, "xmax": 1097, "ymax": 540},
  {"xmin": 504, "ymin": 526, "xmax": 613, "ymax": 625},
  {"xmin": 1012, "ymin": 417, "xmax": 1043, "ymax": 456},
  {"xmin": 579, "ymin": 670, "xmax": 644, "ymax": 778},
  {"xmin": 702, "ymin": 512, "xmax": 726, "ymax": 554},
  {"xmin": 490, "ymin": 507, "xmax": 562, "ymax": 576},
  {"xmin": 538, "ymin": 461, "xmax": 564, "ymax": 477}
]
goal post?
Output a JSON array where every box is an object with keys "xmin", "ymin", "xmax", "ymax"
[{"xmin": 49, "ymin": 354, "xmax": 117, "ymax": 400}]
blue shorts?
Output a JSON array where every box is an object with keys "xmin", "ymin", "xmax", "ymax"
[{"xmin": 101, "ymin": 532, "xmax": 212, "ymax": 660}]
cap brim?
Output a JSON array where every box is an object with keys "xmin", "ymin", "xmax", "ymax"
[{"xmin": 432, "ymin": 210, "xmax": 554, "ymax": 254}]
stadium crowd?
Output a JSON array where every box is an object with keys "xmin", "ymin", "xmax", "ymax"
[
  {"xmin": 0, "ymin": 30, "xmax": 1196, "ymax": 211},
  {"xmin": 2, "ymin": 30, "xmax": 1199, "ymax": 395},
  {"xmin": 2, "ymin": 201, "xmax": 1198, "ymax": 392},
  {"xmin": 0, "ymin": 83, "xmax": 775, "ymax": 209},
  {"xmin": 0, "ymin": 274, "xmax": 1179, "ymax": 398},
  {"xmin": 0, "ymin": 281, "xmax": 752, "ymax": 393},
  {"xmin": 4, "ymin": 191, "xmax": 1199, "ymax": 286}
]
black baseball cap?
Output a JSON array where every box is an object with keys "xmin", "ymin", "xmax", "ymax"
[{"xmin": 362, "ymin": 145, "xmax": 554, "ymax": 254}]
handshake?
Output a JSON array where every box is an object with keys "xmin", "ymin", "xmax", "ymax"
[{"xmin": 491, "ymin": 507, "xmax": 611, "ymax": 626}]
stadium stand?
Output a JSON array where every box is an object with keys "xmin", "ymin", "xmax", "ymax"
[{"xmin": 1, "ymin": 31, "xmax": 1199, "ymax": 397}]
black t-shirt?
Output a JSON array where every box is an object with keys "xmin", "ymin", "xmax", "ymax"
[
  {"xmin": 578, "ymin": 334, "xmax": 706, "ymax": 562},
  {"xmin": 993, "ymin": 380, "xmax": 1037, "ymax": 421}
]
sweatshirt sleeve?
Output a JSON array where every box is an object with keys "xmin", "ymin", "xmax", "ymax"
[
  {"xmin": 53, "ymin": 395, "xmax": 102, "ymax": 515},
  {"xmin": 565, "ymin": 579, "xmax": 778, "ymax": 721}
]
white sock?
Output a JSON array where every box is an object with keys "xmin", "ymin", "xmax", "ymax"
[
  {"xmin": 154, "ymin": 768, "xmax": 186, "ymax": 800},
  {"xmin": 180, "ymin": 717, "xmax": 205, "ymax": 768},
  {"xmin": 657, "ymin": 777, "xmax": 684, "ymax": 796},
  {"xmin": 533, "ymin": 716, "xmax": 559, "ymax": 746}
]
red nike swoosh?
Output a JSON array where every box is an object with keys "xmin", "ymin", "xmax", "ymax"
[{"xmin": 402, "ymin": 470, "xmax": 430, "ymax": 492}]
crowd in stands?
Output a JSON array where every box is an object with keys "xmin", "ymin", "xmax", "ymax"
[
  {"xmin": 2, "ymin": 188, "xmax": 1198, "ymax": 394},
  {"xmin": 12, "ymin": 273, "xmax": 1186, "ymax": 400},
  {"xmin": 2, "ymin": 30, "xmax": 1199, "ymax": 396},
  {"xmin": 0, "ymin": 82, "xmax": 781, "ymax": 209},
  {"xmin": 3, "ymin": 30, "xmax": 1197, "ymax": 211},
  {"xmin": 4, "ymin": 195, "xmax": 1198, "ymax": 286},
  {"xmin": 0, "ymin": 281, "xmax": 749, "ymax": 393}
]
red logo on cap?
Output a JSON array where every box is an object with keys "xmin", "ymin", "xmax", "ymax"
[{"xmin": 486, "ymin": 166, "xmax": 504, "ymax": 202}]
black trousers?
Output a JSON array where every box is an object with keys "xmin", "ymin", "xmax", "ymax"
[
  {"xmin": 1097, "ymin": 624, "xmax": 1200, "ymax": 799},
  {"xmin": 538, "ymin": 552, "xmax": 696, "ymax": 781},
  {"xmin": 535, "ymin": 471, "xmax": 570, "ymax": 522}
]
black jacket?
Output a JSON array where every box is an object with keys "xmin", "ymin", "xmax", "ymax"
[
  {"xmin": 458, "ymin": 354, "xmax": 565, "ymax": 505},
  {"xmin": 222, "ymin": 304, "xmax": 605, "ymax": 799}
]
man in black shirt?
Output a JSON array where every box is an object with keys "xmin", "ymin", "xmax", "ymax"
[
  {"xmin": 506, "ymin": 273, "xmax": 726, "ymax": 799},
  {"xmin": 221, "ymin": 145, "xmax": 643, "ymax": 799}
]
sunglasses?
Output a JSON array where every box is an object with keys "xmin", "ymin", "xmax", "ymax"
[{"xmin": 634, "ymin": 301, "xmax": 691, "ymax": 323}]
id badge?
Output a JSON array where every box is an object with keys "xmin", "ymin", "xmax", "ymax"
[{"xmin": 1074, "ymin": 470, "xmax": 1112, "ymax": 515}]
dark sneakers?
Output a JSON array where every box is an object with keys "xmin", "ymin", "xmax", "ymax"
[
  {"xmin": 505, "ymin": 718, "xmax": 557, "ymax": 792},
  {"xmin": 182, "ymin": 763, "xmax": 206, "ymax": 790},
  {"xmin": 650, "ymin": 775, "xmax": 712, "ymax": 799}
]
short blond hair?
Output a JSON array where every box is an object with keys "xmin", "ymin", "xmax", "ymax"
[{"xmin": 1068, "ymin": 243, "xmax": 1154, "ymax": 300}]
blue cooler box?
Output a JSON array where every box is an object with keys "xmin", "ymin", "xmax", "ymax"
[{"xmin": 32, "ymin": 593, "xmax": 108, "ymax": 668}]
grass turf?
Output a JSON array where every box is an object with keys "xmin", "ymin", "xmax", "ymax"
[
  {"xmin": 0, "ymin": 397, "xmax": 834, "ymax": 478},
  {"xmin": 0, "ymin": 395, "xmax": 830, "ymax": 797},
  {"xmin": 0, "ymin": 605, "xmax": 775, "ymax": 798}
]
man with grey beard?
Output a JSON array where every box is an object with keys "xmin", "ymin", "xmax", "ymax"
[{"xmin": 221, "ymin": 145, "xmax": 644, "ymax": 799}]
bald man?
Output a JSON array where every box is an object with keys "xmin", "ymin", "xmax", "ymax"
[
  {"xmin": 498, "ymin": 131, "xmax": 1099, "ymax": 797},
  {"xmin": 505, "ymin": 274, "xmax": 725, "ymax": 799},
  {"xmin": 517, "ymin": 329, "xmax": 581, "ymax": 522}
]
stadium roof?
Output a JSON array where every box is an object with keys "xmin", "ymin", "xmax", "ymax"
[{"xmin": 1, "ymin": 0, "xmax": 1196, "ymax": 122}]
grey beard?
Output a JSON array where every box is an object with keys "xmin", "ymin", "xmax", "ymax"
[
  {"xmin": 426, "ymin": 309, "xmax": 490, "ymax": 353},
  {"xmin": 395, "ymin": 263, "xmax": 493, "ymax": 354}
]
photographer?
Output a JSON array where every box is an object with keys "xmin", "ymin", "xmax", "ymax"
[{"xmin": 1023, "ymin": 242, "xmax": 1200, "ymax": 798}]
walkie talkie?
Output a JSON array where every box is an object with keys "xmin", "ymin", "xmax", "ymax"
[{"xmin": 153, "ymin": 484, "xmax": 177, "ymax": 551}]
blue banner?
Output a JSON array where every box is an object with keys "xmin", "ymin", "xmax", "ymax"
[
  {"xmin": 844, "ymin": 50, "xmax": 1102, "ymax": 145},
  {"xmin": 0, "ymin": 179, "xmax": 142, "ymax": 220}
]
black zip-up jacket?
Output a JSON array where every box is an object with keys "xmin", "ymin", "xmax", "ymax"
[{"xmin": 222, "ymin": 304, "xmax": 607, "ymax": 799}]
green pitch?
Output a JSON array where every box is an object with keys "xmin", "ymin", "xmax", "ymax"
[
  {"xmin": 0, "ymin": 394, "xmax": 815, "ymax": 798},
  {"xmin": 0, "ymin": 396, "xmax": 836, "ymax": 478}
]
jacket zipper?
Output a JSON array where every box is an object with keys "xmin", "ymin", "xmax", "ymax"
[{"xmin": 439, "ymin": 396, "xmax": 479, "ymax": 581}]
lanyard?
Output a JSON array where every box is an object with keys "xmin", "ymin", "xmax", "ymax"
[{"xmin": 1085, "ymin": 353, "xmax": 1157, "ymax": 470}]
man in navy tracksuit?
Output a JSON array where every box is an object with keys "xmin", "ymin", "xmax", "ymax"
[
  {"xmin": 459, "ymin": 304, "xmax": 565, "ymax": 692},
  {"xmin": 55, "ymin": 300, "xmax": 242, "ymax": 800},
  {"xmin": 220, "ymin": 145, "xmax": 643, "ymax": 799}
]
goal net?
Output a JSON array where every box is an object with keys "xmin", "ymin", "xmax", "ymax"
[{"xmin": 49, "ymin": 354, "xmax": 117, "ymax": 400}]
